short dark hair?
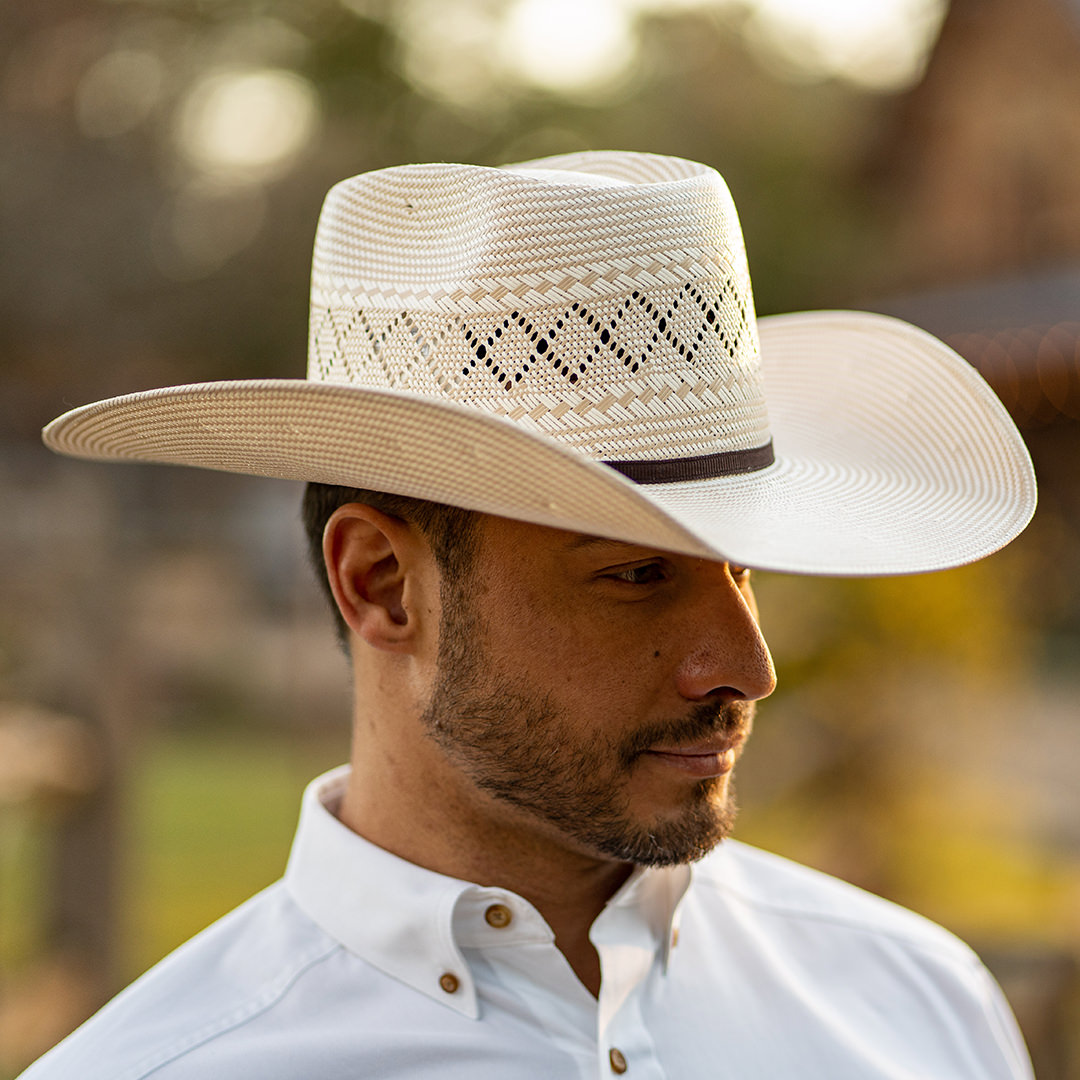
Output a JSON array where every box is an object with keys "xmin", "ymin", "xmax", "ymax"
[{"xmin": 301, "ymin": 483, "xmax": 481, "ymax": 649}]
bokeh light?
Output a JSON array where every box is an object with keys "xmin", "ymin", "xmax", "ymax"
[
  {"xmin": 175, "ymin": 68, "xmax": 320, "ymax": 179},
  {"xmin": 391, "ymin": 0, "xmax": 504, "ymax": 110},
  {"xmin": 738, "ymin": 0, "xmax": 947, "ymax": 90},
  {"xmin": 391, "ymin": 0, "xmax": 945, "ymax": 106},
  {"xmin": 4, "ymin": 0, "xmax": 1080, "ymax": 1074},
  {"xmin": 498, "ymin": 0, "xmax": 636, "ymax": 95},
  {"xmin": 74, "ymin": 49, "xmax": 166, "ymax": 138}
]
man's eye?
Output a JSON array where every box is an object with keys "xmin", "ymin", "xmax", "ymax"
[
  {"xmin": 729, "ymin": 564, "xmax": 752, "ymax": 584},
  {"xmin": 609, "ymin": 563, "xmax": 667, "ymax": 585}
]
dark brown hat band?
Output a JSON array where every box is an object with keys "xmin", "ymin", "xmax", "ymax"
[{"xmin": 604, "ymin": 440, "xmax": 774, "ymax": 484}]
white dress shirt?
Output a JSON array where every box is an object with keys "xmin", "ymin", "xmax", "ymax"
[{"xmin": 21, "ymin": 766, "xmax": 1033, "ymax": 1079}]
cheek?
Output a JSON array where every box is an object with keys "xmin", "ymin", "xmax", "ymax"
[
  {"xmin": 477, "ymin": 553, "xmax": 672, "ymax": 706},
  {"xmin": 501, "ymin": 607, "xmax": 667, "ymax": 707}
]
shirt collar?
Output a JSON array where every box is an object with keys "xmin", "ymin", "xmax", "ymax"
[{"xmin": 284, "ymin": 767, "xmax": 692, "ymax": 1016}]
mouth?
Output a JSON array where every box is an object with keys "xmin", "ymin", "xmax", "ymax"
[{"xmin": 641, "ymin": 735, "xmax": 744, "ymax": 779}]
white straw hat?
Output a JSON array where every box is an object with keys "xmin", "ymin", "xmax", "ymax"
[{"xmin": 43, "ymin": 150, "xmax": 1035, "ymax": 575}]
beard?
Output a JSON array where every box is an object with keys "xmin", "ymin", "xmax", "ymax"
[{"xmin": 419, "ymin": 588, "xmax": 754, "ymax": 868}]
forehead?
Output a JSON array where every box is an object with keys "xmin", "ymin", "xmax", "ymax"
[
  {"xmin": 479, "ymin": 512, "xmax": 601, "ymax": 548},
  {"xmin": 475, "ymin": 512, "xmax": 671, "ymax": 563}
]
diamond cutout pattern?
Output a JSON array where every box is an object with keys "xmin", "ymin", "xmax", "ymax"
[{"xmin": 308, "ymin": 273, "xmax": 768, "ymax": 460}]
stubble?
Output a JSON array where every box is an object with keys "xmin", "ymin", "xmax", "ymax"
[{"xmin": 420, "ymin": 585, "xmax": 753, "ymax": 867}]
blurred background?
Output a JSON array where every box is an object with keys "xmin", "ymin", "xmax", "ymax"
[{"xmin": 2, "ymin": 0, "xmax": 1079, "ymax": 1074}]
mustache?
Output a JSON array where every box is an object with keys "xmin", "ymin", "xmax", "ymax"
[{"xmin": 618, "ymin": 699, "xmax": 755, "ymax": 765}]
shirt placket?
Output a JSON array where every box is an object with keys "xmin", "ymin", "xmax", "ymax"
[
  {"xmin": 456, "ymin": 888, "xmax": 600, "ymax": 1078},
  {"xmin": 592, "ymin": 911, "xmax": 669, "ymax": 1080}
]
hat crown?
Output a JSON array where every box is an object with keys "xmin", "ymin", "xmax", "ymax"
[
  {"xmin": 308, "ymin": 151, "xmax": 770, "ymax": 463},
  {"xmin": 41, "ymin": 149, "xmax": 1038, "ymax": 576}
]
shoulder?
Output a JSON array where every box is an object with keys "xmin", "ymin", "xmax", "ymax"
[
  {"xmin": 683, "ymin": 838, "xmax": 1016, "ymax": 1014},
  {"xmin": 691, "ymin": 838, "xmax": 975, "ymax": 959},
  {"xmin": 18, "ymin": 883, "xmax": 342, "ymax": 1080},
  {"xmin": 672, "ymin": 843, "xmax": 1033, "ymax": 1078},
  {"xmin": 686, "ymin": 838, "xmax": 997, "ymax": 989}
]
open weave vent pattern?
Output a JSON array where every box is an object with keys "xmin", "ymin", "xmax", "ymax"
[
  {"xmin": 39, "ymin": 148, "xmax": 1038, "ymax": 578},
  {"xmin": 309, "ymin": 272, "xmax": 769, "ymax": 461}
]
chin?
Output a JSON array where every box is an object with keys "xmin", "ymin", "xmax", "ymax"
[{"xmin": 587, "ymin": 783, "xmax": 739, "ymax": 868}]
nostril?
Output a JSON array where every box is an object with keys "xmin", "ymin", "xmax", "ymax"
[
  {"xmin": 703, "ymin": 685, "xmax": 746, "ymax": 706},
  {"xmin": 675, "ymin": 560, "xmax": 776, "ymax": 702}
]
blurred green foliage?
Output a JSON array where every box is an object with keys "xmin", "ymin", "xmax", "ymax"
[
  {"xmin": 2, "ymin": 0, "xmax": 1079, "ymax": 1074},
  {"xmin": 126, "ymin": 730, "xmax": 343, "ymax": 973}
]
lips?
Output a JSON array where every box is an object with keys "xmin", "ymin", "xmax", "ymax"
[
  {"xmin": 650, "ymin": 736, "xmax": 741, "ymax": 756},
  {"xmin": 643, "ymin": 734, "xmax": 745, "ymax": 778}
]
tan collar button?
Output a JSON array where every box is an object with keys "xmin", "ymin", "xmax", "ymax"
[
  {"xmin": 484, "ymin": 903, "xmax": 513, "ymax": 929},
  {"xmin": 609, "ymin": 1047, "xmax": 628, "ymax": 1074},
  {"xmin": 439, "ymin": 973, "xmax": 460, "ymax": 994}
]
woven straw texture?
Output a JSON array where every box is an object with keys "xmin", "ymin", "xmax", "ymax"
[
  {"xmin": 41, "ymin": 151, "xmax": 1037, "ymax": 576},
  {"xmin": 42, "ymin": 310, "xmax": 1036, "ymax": 576},
  {"xmin": 308, "ymin": 151, "xmax": 766, "ymax": 463}
]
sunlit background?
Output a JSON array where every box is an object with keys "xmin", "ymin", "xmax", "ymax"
[{"xmin": 2, "ymin": 0, "xmax": 1079, "ymax": 1075}]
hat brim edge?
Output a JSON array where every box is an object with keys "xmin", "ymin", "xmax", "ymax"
[{"xmin": 40, "ymin": 310, "xmax": 1037, "ymax": 577}]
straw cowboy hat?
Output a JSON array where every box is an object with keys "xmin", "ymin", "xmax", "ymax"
[{"xmin": 43, "ymin": 150, "xmax": 1035, "ymax": 575}]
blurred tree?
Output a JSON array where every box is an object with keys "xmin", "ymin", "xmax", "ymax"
[{"xmin": 1, "ymin": 0, "xmax": 890, "ymax": 438}]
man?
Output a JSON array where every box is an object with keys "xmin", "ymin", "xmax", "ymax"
[{"xmin": 26, "ymin": 151, "xmax": 1037, "ymax": 1077}]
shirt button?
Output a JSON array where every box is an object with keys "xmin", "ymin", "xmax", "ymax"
[
  {"xmin": 484, "ymin": 903, "xmax": 513, "ymax": 929},
  {"xmin": 609, "ymin": 1047, "xmax": 628, "ymax": 1074},
  {"xmin": 439, "ymin": 973, "xmax": 460, "ymax": 994}
]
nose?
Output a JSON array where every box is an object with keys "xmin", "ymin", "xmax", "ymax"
[{"xmin": 674, "ymin": 562, "xmax": 777, "ymax": 704}]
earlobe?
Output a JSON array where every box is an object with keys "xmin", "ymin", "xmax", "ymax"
[{"xmin": 323, "ymin": 505, "xmax": 417, "ymax": 651}]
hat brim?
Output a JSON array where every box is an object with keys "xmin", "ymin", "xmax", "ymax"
[{"xmin": 41, "ymin": 310, "xmax": 1035, "ymax": 576}]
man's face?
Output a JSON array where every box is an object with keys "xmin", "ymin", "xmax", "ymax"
[{"xmin": 419, "ymin": 516, "xmax": 776, "ymax": 868}]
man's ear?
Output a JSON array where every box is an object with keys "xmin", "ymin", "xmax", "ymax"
[{"xmin": 322, "ymin": 504, "xmax": 428, "ymax": 652}]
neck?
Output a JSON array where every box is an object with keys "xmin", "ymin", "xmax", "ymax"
[{"xmin": 338, "ymin": 675, "xmax": 631, "ymax": 997}]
